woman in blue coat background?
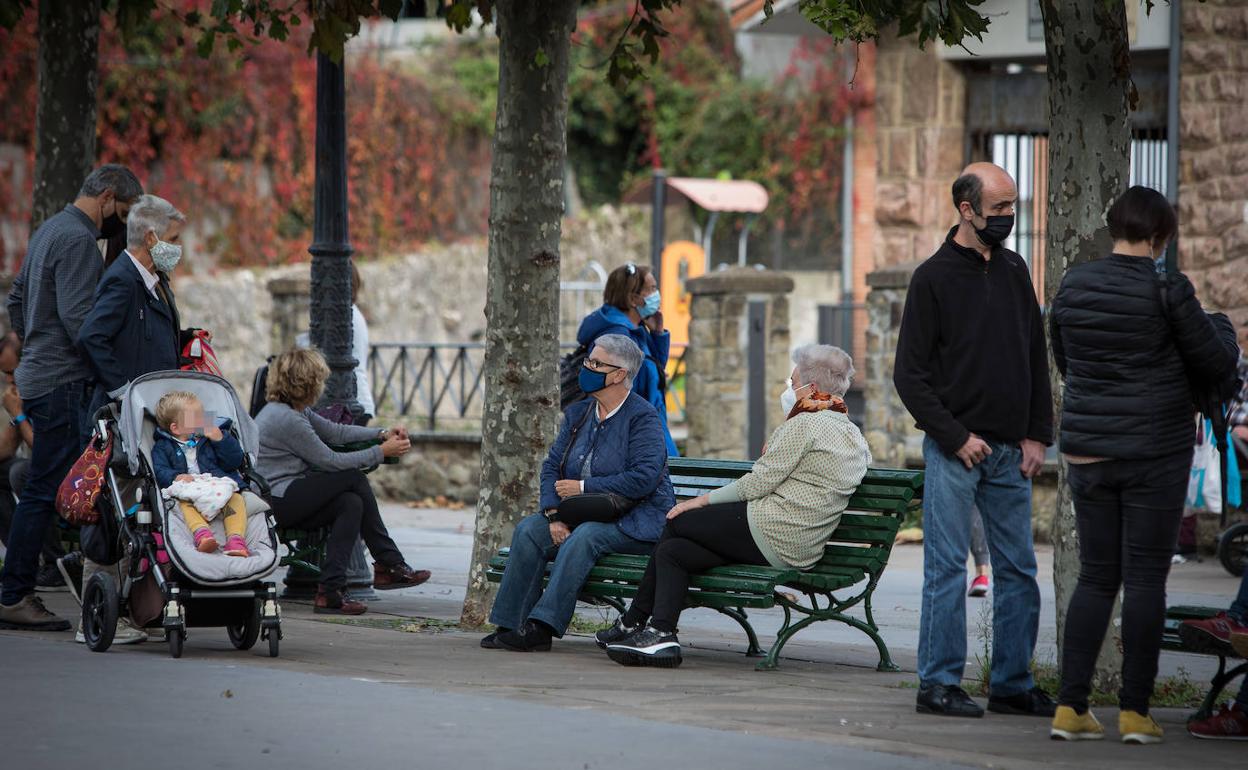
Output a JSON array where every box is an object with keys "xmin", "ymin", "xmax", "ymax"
[{"xmin": 576, "ymin": 263, "xmax": 677, "ymax": 456}]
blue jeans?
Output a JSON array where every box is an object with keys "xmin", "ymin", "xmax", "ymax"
[
  {"xmin": 919, "ymin": 436, "xmax": 1040, "ymax": 696},
  {"xmin": 1231, "ymin": 570, "xmax": 1248, "ymax": 625},
  {"xmin": 1, "ymin": 379, "xmax": 94, "ymax": 605},
  {"xmin": 489, "ymin": 514, "xmax": 652, "ymax": 636}
]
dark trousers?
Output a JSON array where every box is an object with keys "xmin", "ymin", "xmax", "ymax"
[
  {"xmin": 269, "ymin": 469, "xmax": 403, "ymax": 591},
  {"xmin": 1058, "ymin": 451, "xmax": 1191, "ymax": 714},
  {"xmin": 623, "ymin": 502, "xmax": 768, "ymax": 632},
  {"xmin": 0, "ymin": 379, "xmax": 94, "ymax": 604},
  {"xmin": 0, "ymin": 458, "xmax": 60, "ymax": 565}
]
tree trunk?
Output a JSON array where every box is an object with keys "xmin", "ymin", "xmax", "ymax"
[
  {"xmin": 1039, "ymin": 0, "xmax": 1132, "ymax": 693},
  {"xmin": 31, "ymin": 0, "xmax": 101, "ymax": 230},
  {"xmin": 460, "ymin": 0, "xmax": 578, "ymax": 628}
]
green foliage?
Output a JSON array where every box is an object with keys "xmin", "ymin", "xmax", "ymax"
[{"xmin": 765, "ymin": 0, "xmax": 991, "ymax": 49}]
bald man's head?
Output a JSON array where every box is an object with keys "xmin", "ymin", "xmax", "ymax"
[{"xmin": 952, "ymin": 163, "xmax": 1018, "ymax": 249}]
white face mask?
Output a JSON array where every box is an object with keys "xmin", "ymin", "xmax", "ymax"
[
  {"xmin": 780, "ymin": 380, "xmax": 807, "ymax": 416},
  {"xmin": 779, "ymin": 385, "xmax": 795, "ymax": 416}
]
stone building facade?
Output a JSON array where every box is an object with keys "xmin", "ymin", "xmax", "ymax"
[{"xmin": 1179, "ymin": 0, "xmax": 1248, "ymax": 346}]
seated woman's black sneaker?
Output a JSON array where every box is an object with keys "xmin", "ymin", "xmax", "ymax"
[
  {"xmin": 916, "ymin": 684, "xmax": 984, "ymax": 718},
  {"xmin": 988, "ymin": 686, "xmax": 1057, "ymax": 717},
  {"xmin": 606, "ymin": 625, "xmax": 682, "ymax": 668},
  {"xmin": 594, "ymin": 617, "xmax": 640, "ymax": 649},
  {"xmin": 480, "ymin": 628, "xmax": 510, "ymax": 649},
  {"xmin": 496, "ymin": 620, "xmax": 553, "ymax": 652}
]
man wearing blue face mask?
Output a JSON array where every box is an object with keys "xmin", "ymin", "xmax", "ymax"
[
  {"xmin": 79, "ymin": 194, "xmax": 187, "ymax": 409},
  {"xmin": 482, "ymin": 334, "xmax": 674, "ymax": 652},
  {"xmin": 574, "ymin": 263, "xmax": 677, "ymax": 455}
]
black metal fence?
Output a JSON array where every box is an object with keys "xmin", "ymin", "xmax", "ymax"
[{"xmin": 369, "ymin": 341, "xmax": 689, "ymax": 431}]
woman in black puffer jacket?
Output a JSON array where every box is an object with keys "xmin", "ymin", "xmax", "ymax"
[{"xmin": 1048, "ymin": 186, "xmax": 1240, "ymax": 743}]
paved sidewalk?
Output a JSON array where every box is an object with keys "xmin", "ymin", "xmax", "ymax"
[{"xmin": 2, "ymin": 504, "xmax": 1243, "ymax": 769}]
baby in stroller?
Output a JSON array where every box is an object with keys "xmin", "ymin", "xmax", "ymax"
[{"xmin": 152, "ymin": 391, "xmax": 249, "ymax": 558}]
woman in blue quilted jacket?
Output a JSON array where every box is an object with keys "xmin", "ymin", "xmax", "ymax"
[{"xmin": 575, "ymin": 263, "xmax": 677, "ymax": 456}]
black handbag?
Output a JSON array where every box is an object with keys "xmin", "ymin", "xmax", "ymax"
[
  {"xmin": 80, "ymin": 492, "xmax": 122, "ymax": 566},
  {"xmin": 557, "ymin": 493, "xmax": 634, "ymax": 528}
]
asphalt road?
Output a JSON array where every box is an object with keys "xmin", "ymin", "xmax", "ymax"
[{"xmin": 0, "ymin": 634, "xmax": 976, "ymax": 770}]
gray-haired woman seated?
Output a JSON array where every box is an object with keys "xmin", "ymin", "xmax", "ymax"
[
  {"xmin": 597, "ymin": 344, "xmax": 872, "ymax": 667},
  {"xmin": 482, "ymin": 334, "xmax": 674, "ymax": 652}
]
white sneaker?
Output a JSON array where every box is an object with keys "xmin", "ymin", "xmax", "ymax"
[{"xmin": 76, "ymin": 618, "xmax": 148, "ymax": 645}]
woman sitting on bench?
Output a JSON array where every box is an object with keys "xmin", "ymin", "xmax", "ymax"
[
  {"xmin": 599, "ymin": 344, "xmax": 871, "ymax": 668},
  {"xmin": 255, "ymin": 348, "xmax": 431, "ymax": 616}
]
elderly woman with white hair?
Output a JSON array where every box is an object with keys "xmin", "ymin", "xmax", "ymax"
[
  {"xmin": 600, "ymin": 344, "xmax": 871, "ymax": 668},
  {"xmin": 80, "ymin": 194, "xmax": 188, "ymax": 405},
  {"xmin": 482, "ymin": 333, "xmax": 675, "ymax": 652}
]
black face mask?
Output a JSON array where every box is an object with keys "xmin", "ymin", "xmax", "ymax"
[
  {"xmin": 100, "ymin": 212, "xmax": 125, "ymax": 239},
  {"xmin": 974, "ymin": 214, "xmax": 1015, "ymax": 248}
]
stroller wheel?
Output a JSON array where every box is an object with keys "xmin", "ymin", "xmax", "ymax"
[
  {"xmin": 168, "ymin": 627, "xmax": 185, "ymax": 659},
  {"xmin": 81, "ymin": 572, "xmax": 119, "ymax": 653},
  {"xmin": 1219, "ymin": 522, "xmax": 1248, "ymax": 577},
  {"xmin": 264, "ymin": 621, "xmax": 282, "ymax": 658},
  {"xmin": 227, "ymin": 601, "xmax": 261, "ymax": 651}
]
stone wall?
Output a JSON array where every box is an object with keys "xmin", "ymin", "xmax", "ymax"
[
  {"xmin": 872, "ymin": 31, "xmax": 966, "ymax": 272},
  {"xmin": 1179, "ymin": 0, "xmax": 1248, "ymax": 346},
  {"xmin": 862, "ymin": 260, "xmax": 924, "ymax": 468},
  {"xmin": 369, "ymin": 433, "xmax": 481, "ymax": 503},
  {"xmin": 171, "ymin": 205, "xmax": 652, "ymax": 405},
  {"xmin": 684, "ymin": 267, "xmax": 793, "ymax": 459}
]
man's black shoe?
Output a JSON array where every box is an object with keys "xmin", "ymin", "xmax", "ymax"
[
  {"xmin": 480, "ymin": 628, "xmax": 510, "ymax": 649},
  {"xmin": 35, "ymin": 564, "xmax": 67, "ymax": 592},
  {"xmin": 606, "ymin": 625, "xmax": 682, "ymax": 668},
  {"xmin": 496, "ymin": 620, "xmax": 553, "ymax": 652},
  {"xmin": 916, "ymin": 684, "xmax": 984, "ymax": 718},
  {"xmin": 594, "ymin": 617, "xmax": 640, "ymax": 649},
  {"xmin": 988, "ymin": 686, "xmax": 1058, "ymax": 717}
]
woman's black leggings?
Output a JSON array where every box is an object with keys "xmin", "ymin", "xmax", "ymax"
[
  {"xmin": 623, "ymin": 502, "xmax": 768, "ymax": 632},
  {"xmin": 1058, "ymin": 452, "xmax": 1191, "ymax": 714},
  {"xmin": 270, "ymin": 469, "xmax": 404, "ymax": 591}
]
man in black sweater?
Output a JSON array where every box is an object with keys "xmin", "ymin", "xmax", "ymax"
[{"xmin": 894, "ymin": 162, "xmax": 1054, "ymax": 720}]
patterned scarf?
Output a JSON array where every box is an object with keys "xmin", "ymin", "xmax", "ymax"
[{"xmin": 786, "ymin": 389, "xmax": 848, "ymax": 421}]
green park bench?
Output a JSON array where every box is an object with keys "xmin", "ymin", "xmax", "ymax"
[
  {"xmin": 486, "ymin": 456, "xmax": 924, "ymax": 671},
  {"xmin": 1164, "ymin": 605, "xmax": 1248, "ymax": 721}
]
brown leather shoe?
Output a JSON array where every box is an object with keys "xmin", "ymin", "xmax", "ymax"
[
  {"xmin": 314, "ymin": 587, "xmax": 367, "ymax": 615},
  {"xmin": 0, "ymin": 594, "xmax": 73, "ymax": 631},
  {"xmin": 373, "ymin": 562, "xmax": 432, "ymax": 591}
]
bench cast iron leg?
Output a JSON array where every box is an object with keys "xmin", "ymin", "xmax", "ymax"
[
  {"xmin": 1190, "ymin": 658, "xmax": 1248, "ymax": 722},
  {"xmin": 714, "ymin": 607, "xmax": 765, "ymax": 658}
]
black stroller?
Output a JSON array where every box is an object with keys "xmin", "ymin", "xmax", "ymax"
[{"xmin": 79, "ymin": 370, "xmax": 283, "ymax": 658}]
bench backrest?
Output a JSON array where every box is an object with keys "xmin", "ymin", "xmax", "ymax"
[{"xmin": 667, "ymin": 457, "xmax": 923, "ymax": 574}]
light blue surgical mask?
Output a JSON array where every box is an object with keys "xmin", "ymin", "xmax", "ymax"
[
  {"xmin": 151, "ymin": 238, "xmax": 183, "ymax": 272},
  {"xmin": 640, "ymin": 291, "xmax": 661, "ymax": 319}
]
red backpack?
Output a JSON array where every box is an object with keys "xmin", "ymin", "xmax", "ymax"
[{"xmin": 55, "ymin": 427, "xmax": 114, "ymax": 525}]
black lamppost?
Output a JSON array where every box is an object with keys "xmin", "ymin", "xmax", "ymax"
[
  {"xmin": 306, "ymin": 52, "xmax": 375, "ymax": 599},
  {"xmin": 309, "ymin": 52, "xmax": 359, "ymax": 417}
]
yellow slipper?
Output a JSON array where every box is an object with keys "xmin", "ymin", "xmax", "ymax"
[{"xmin": 1050, "ymin": 705, "xmax": 1105, "ymax": 741}]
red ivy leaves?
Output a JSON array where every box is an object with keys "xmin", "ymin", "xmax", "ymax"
[{"xmin": 0, "ymin": 2, "xmax": 490, "ymax": 269}]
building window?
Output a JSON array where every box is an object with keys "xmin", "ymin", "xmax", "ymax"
[{"xmin": 1027, "ymin": 0, "xmax": 1044, "ymax": 42}]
